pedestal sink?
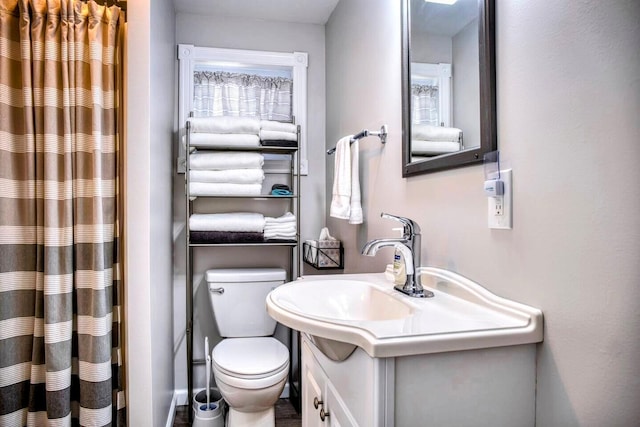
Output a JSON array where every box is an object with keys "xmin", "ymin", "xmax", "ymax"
[{"xmin": 266, "ymin": 267, "xmax": 543, "ymax": 360}]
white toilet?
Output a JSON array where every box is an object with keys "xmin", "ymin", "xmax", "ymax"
[{"xmin": 207, "ymin": 268, "xmax": 290, "ymax": 427}]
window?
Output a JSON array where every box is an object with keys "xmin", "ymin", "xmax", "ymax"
[{"xmin": 177, "ymin": 45, "xmax": 309, "ymax": 174}]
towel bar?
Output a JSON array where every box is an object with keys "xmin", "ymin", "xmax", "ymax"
[{"xmin": 327, "ymin": 125, "xmax": 388, "ymax": 155}]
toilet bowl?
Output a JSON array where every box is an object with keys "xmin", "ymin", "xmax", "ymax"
[{"xmin": 207, "ymin": 268, "xmax": 290, "ymax": 427}]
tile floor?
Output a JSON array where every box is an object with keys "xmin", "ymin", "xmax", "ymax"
[{"xmin": 173, "ymin": 399, "xmax": 301, "ymax": 426}]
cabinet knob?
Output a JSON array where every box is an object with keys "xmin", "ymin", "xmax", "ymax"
[
  {"xmin": 320, "ymin": 408, "xmax": 330, "ymax": 421},
  {"xmin": 313, "ymin": 396, "xmax": 323, "ymax": 410}
]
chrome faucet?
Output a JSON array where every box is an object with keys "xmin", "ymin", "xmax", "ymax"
[{"xmin": 361, "ymin": 213, "xmax": 434, "ymax": 298}]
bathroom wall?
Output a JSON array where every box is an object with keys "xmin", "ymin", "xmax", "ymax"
[
  {"xmin": 326, "ymin": 0, "xmax": 640, "ymax": 425},
  {"xmin": 126, "ymin": 0, "xmax": 176, "ymax": 425},
  {"xmin": 172, "ymin": 12, "xmax": 327, "ymax": 395}
]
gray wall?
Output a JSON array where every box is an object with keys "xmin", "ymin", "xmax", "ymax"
[
  {"xmin": 126, "ymin": 0, "xmax": 176, "ymax": 425},
  {"xmin": 326, "ymin": 0, "xmax": 640, "ymax": 425}
]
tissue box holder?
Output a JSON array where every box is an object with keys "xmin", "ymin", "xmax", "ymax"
[{"xmin": 303, "ymin": 240, "xmax": 343, "ymax": 269}]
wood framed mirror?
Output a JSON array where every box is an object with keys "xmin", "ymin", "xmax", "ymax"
[{"xmin": 401, "ymin": 0, "xmax": 496, "ymax": 176}]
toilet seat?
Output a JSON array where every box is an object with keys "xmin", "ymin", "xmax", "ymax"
[{"xmin": 212, "ymin": 337, "xmax": 289, "ymax": 389}]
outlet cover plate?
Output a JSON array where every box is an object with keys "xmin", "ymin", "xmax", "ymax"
[{"xmin": 488, "ymin": 169, "xmax": 512, "ymax": 229}]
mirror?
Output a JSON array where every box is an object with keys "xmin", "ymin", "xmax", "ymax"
[{"xmin": 401, "ymin": 0, "xmax": 496, "ymax": 176}]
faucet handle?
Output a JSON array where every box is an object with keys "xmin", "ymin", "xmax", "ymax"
[{"xmin": 381, "ymin": 212, "xmax": 421, "ymax": 236}]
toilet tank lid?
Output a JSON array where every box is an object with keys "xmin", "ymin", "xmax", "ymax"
[{"xmin": 206, "ymin": 267, "xmax": 286, "ymax": 283}]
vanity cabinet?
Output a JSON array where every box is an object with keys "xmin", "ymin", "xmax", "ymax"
[{"xmin": 301, "ymin": 334, "xmax": 537, "ymax": 427}]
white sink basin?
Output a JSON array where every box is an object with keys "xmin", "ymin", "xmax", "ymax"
[
  {"xmin": 272, "ymin": 279, "xmax": 414, "ymax": 322},
  {"xmin": 266, "ymin": 267, "xmax": 543, "ymax": 360}
]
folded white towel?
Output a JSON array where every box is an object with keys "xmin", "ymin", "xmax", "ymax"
[
  {"xmin": 188, "ymin": 116, "xmax": 260, "ymax": 134},
  {"xmin": 260, "ymin": 120, "xmax": 297, "ymax": 134},
  {"xmin": 189, "ymin": 182, "xmax": 262, "ymax": 197},
  {"xmin": 189, "ymin": 152, "xmax": 264, "ymax": 170},
  {"xmin": 264, "ymin": 212, "xmax": 296, "ymax": 224},
  {"xmin": 259, "ymin": 129, "xmax": 298, "ymax": 142},
  {"xmin": 264, "ymin": 230, "xmax": 297, "ymax": 239},
  {"xmin": 189, "ymin": 212, "xmax": 265, "ymax": 232},
  {"xmin": 183, "ymin": 133, "xmax": 260, "ymax": 149},
  {"xmin": 411, "ymin": 140, "xmax": 460, "ymax": 155},
  {"xmin": 412, "ymin": 124, "xmax": 462, "ymax": 142},
  {"xmin": 189, "ymin": 169, "xmax": 265, "ymax": 185},
  {"xmin": 264, "ymin": 233, "xmax": 296, "ymax": 240},
  {"xmin": 330, "ymin": 136, "xmax": 362, "ymax": 224},
  {"xmin": 264, "ymin": 224, "xmax": 296, "ymax": 232}
]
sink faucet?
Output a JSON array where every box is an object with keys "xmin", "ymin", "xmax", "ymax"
[{"xmin": 361, "ymin": 213, "xmax": 434, "ymax": 298}]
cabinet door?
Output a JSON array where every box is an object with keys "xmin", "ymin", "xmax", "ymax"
[
  {"xmin": 325, "ymin": 382, "xmax": 359, "ymax": 427},
  {"xmin": 302, "ymin": 342, "xmax": 326, "ymax": 427}
]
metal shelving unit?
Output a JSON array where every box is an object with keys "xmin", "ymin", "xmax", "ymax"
[{"xmin": 184, "ymin": 120, "xmax": 302, "ymax": 421}]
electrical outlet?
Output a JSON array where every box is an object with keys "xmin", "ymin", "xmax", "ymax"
[
  {"xmin": 493, "ymin": 197, "xmax": 504, "ymax": 216},
  {"xmin": 488, "ymin": 169, "xmax": 512, "ymax": 229}
]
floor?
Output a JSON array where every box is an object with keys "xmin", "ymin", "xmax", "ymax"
[{"xmin": 173, "ymin": 399, "xmax": 301, "ymax": 426}]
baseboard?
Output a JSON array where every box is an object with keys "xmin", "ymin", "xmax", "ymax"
[
  {"xmin": 173, "ymin": 381, "xmax": 289, "ymax": 409},
  {"xmin": 165, "ymin": 392, "xmax": 178, "ymax": 427},
  {"xmin": 175, "ymin": 389, "xmax": 189, "ymax": 406}
]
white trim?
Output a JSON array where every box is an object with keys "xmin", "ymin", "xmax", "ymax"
[
  {"xmin": 177, "ymin": 44, "xmax": 309, "ymax": 175},
  {"xmin": 165, "ymin": 392, "xmax": 178, "ymax": 427}
]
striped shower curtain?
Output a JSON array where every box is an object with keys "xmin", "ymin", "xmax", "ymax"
[{"xmin": 0, "ymin": 1, "xmax": 125, "ymax": 426}]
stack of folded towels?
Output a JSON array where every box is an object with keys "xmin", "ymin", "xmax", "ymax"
[
  {"xmin": 264, "ymin": 212, "xmax": 297, "ymax": 241},
  {"xmin": 188, "ymin": 211, "xmax": 297, "ymax": 243},
  {"xmin": 189, "ymin": 151, "xmax": 265, "ymax": 197},
  {"xmin": 259, "ymin": 120, "xmax": 298, "ymax": 147},
  {"xmin": 411, "ymin": 124, "xmax": 462, "ymax": 156},
  {"xmin": 187, "ymin": 116, "xmax": 261, "ymax": 149},
  {"xmin": 185, "ymin": 116, "xmax": 298, "ymax": 149}
]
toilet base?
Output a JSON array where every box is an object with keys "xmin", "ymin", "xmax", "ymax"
[{"xmin": 227, "ymin": 406, "xmax": 275, "ymax": 427}]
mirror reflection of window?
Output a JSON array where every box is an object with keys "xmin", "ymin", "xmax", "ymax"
[
  {"xmin": 412, "ymin": 77, "xmax": 440, "ymax": 126},
  {"xmin": 410, "ymin": 62, "xmax": 461, "ymax": 159}
]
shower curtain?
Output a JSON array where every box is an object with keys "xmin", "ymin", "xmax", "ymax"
[{"xmin": 0, "ymin": 1, "xmax": 125, "ymax": 426}]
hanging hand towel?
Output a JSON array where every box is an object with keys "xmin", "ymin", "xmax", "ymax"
[
  {"xmin": 329, "ymin": 136, "xmax": 353, "ymax": 221},
  {"xmin": 348, "ymin": 139, "xmax": 363, "ymax": 224}
]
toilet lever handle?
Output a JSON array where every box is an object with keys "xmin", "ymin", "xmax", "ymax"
[{"xmin": 209, "ymin": 287, "xmax": 225, "ymax": 294}]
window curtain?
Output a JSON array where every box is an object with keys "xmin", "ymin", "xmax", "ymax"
[
  {"xmin": 193, "ymin": 71, "xmax": 293, "ymax": 122},
  {"xmin": 0, "ymin": 1, "xmax": 126, "ymax": 426},
  {"xmin": 411, "ymin": 84, "xmax": 440, "ymax": 126}
]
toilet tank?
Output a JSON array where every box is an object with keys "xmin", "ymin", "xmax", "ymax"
[{"xmin": 207, "ymin": 268, "xmax": 286, "ymax": 338}]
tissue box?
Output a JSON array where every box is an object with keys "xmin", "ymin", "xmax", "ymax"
[{"xmin": 303, "ymin": 240, "xmax": 343, "ymax": 269}]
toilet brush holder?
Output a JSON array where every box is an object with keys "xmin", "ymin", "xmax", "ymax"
[{"xmin": 192, "ymin": 388, "xmax": 225, "ymax": 427}]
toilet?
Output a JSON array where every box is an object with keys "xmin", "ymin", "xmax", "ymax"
[{"xmin": 207, "ymin": 268, "xmax": 290, "ymax": 427}]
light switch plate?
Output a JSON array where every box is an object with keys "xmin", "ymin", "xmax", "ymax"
[{"xmin": 488, "ymin": 169, "xmax": 512, "ymax": 229}]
